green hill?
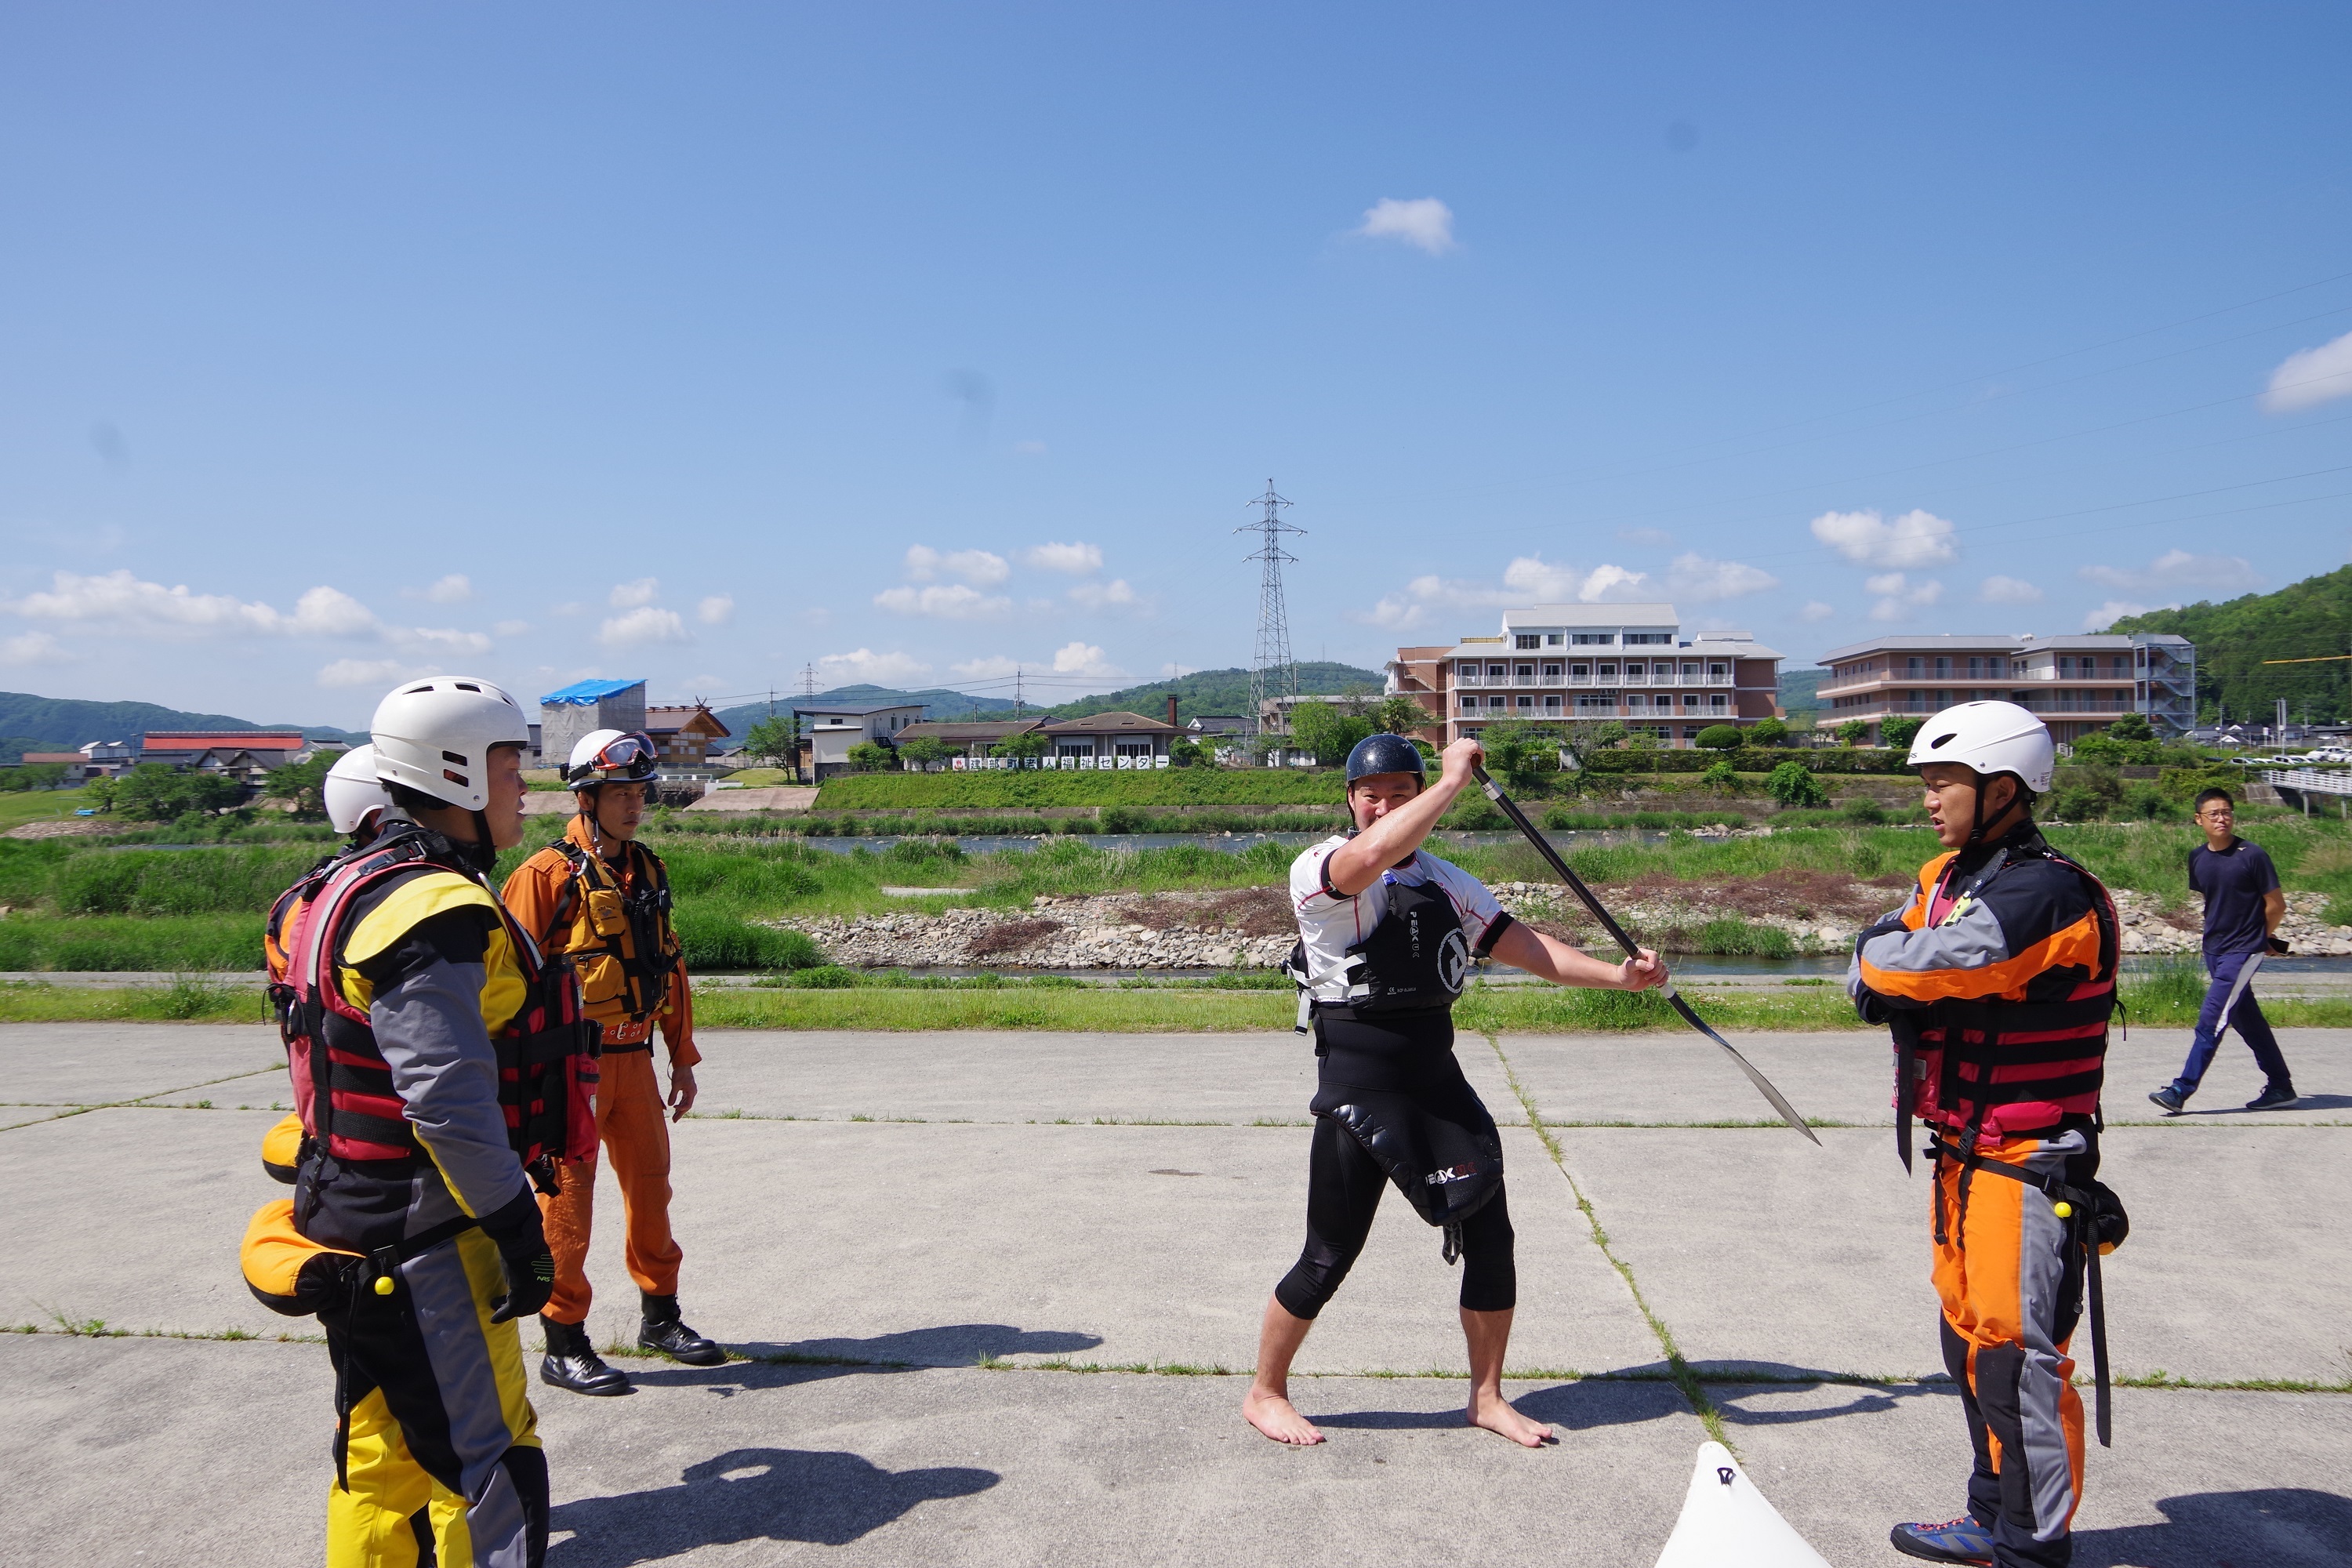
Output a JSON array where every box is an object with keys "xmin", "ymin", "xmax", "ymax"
[
  {"xmin": 2106, "ymin": 564, "xmax": 2352, "ymax": 725},
  {"xmin": 0, "ymin": 692, "xmax": 367, "ymax": 766},
  {"xmin": 1777, "ymin": 668, "xmax": 1826, "ymax": 716},
  {"xmin": 712, "ymin": 662, "xmax": 1385, "ymax": 734}
]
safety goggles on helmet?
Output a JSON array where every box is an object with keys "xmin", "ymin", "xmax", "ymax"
[{"xmin": 568, "ymin": 731, "xmax": 659, "ymax": 786}]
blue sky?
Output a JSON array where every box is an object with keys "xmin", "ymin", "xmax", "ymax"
[{"xmin": 2, "ymin": 3, "xmax": 2349, "ymax": 725}]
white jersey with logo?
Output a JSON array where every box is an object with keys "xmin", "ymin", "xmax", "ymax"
[{"xmin": 1289, "ymin": 833, "xmax": 1509, "ymax": 1003}]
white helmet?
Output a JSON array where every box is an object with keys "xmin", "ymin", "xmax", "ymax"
[
  {"xmin": 1907, "ymin": 701, "xmax": 2056, "ymax": 795},
  {"xmin": 369, "ymin": 677, "xmax": 531, "ymax": 812},
  {"xmin": 565, "ymin": 728, "xmax": 659, "ymax": 787},
  {"xmin": 322, "ymin": 745, "xmax": 391, "ymax": 835}
]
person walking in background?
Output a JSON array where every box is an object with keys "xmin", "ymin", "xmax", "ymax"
[{"xmin": 2150, "ymin": 788, "xmax": 2297, "ymax": 1114}]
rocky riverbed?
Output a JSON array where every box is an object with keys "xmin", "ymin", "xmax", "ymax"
[{"xmin": 784, "ymin": 879, "xmax": 2352, "ymax": 968}]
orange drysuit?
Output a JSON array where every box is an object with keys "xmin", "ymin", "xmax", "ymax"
[{"xmin": 503, "ymin": 814, "xmax": 699, "ymax": 1326}]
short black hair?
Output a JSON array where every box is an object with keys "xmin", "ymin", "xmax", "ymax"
[{"xmin": 2194, "ymin": 786, "xmax": 2234, "ymax": 813}]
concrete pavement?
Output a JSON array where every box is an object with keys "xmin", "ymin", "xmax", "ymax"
[{"xmin": 1, "ymin": 1022, "xmax": 2345, "ymax": 1566}]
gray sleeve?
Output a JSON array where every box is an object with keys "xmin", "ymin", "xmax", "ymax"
[{"xmin": 372, "ymin": 956, "xmax": 529, "ymax": 1219}]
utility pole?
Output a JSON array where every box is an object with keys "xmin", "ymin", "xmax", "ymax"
[
  {"xmin": 1238, "ymin": 478, "xmax": 1305, "ymax": 750},
  {"xmin": 1014, "ymin": 665, "xmax": 1025, "ymax": 717}
]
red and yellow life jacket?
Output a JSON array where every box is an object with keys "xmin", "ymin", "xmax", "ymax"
[{"xmin": 274, "ymin": 827, "xmax": 599, "ymax": 1183}]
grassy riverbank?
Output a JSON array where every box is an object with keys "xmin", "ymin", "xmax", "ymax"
[
  {"xmin": 8, "ymin": 958, "xmax": 2347, "ymax": 1030},
  {"xmin": 0, "ymin": 810, "xmax": 2343, "ymax": 975}
]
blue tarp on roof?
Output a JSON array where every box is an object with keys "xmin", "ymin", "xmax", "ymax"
[{"xmin": 539, "ymin": 677, "xmax": 645, "ymax": 707}]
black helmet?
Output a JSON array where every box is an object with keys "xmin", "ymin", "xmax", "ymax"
[{"xmin": 1345, "ymin": 732, "xmax": 1426, "ymax": 784}]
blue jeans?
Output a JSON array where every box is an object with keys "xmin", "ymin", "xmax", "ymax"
[{"xmin": 2169, "ymin": 949, "xmax": 2293, "ymax": 1098}]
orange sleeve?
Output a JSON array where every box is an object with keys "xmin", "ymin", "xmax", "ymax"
[
  {"xmin": 659, "ymin": 960, "xmax": 699, "ymax": 1068},
  {"xmin": 499, "ymin": 849, "xmax": 572, "ymax": 951}
]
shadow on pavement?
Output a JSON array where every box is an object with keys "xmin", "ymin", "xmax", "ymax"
[
  {"xmin": 730, "ymin": 1323, "xmax": 1105, "ymax": 1367},
  {"xmin": 549, "ymin": 1446, "xmax": 999, "ymax": 1565},
  {"xmin": 1315, "ymin": 1376, "xmax": 1690, "ymax": 1432},
  {"xmin": 2168, "ymin": 1092, "xmax": 2352, "ymax": 1116},
  {"xmin": 622, "ymin": 1324, "xmax": 1107, "ymax": 1390},
  {"xmin": 1709, "ymin": 1374, "xmax": 1957, "ymax": 1427},
  {"xmin": 2073, "ymin": 1488, "xmax": 2352, "ymax": 1568}
]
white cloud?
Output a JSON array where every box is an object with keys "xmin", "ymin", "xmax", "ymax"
[
  {"xmin": 873, "ymin": 583, "xmax": 1013, "ymax": 619},
  {"xmin": 1665, "ymin": 553, "xmax": 1780, "ymax": 603},
  {"xmin": 1068, "ymin": 579, "xmax": 1138, "ymax": 610},
  {"xmin": 2082, "ymin": 600, "xmax": 2161, "ymax": 632},
  {"xmin": 609, "ymin": 578, "xmax": 660, "ymax": 608},
  {"xmin": 1797, "ymin": 601, "xmax": 1836, "ymax": 622},
  {"xmin": 318, "ymin": 657, "xmax": 430, "ymax": 688},
  {"xmin": 697, "ymin": 594, "xmax": 735, "ymax": 626},
  {"xmin": 2079, "ymin": 549, "xmax": 2262, "ymax": 595},
  {"xmin": 818, "ymin": 648, "xmax": 932, "ymax": 684},
  {"xmin": 904, "ymin": 546, "xmax": 1011, "ymax": 586},
  {"xmin": 2263, "ymin": 328, "xmax": 2352, "ymax": 413},
  {"xmin": 1359, "ymin": 594, "xmax": 1428, "ymax": 630},
  {"xmin": 1978, "ymin": 575, "xmax": 2045, "ymax": 605},
  {"xmin": 1051, "ymin": 641, "xmax": 1124, "ymax": 677},
  {"xmin": 4, "ymin": 570, "xmax": 480, "ymax": 655},
  {"xmin": 1810, "ymin": 507, "xmax": 1959, "ymax": 568},
  {"xmin": 597, "ymin": 606, "xmax": 690, "ymax": 648},
  {"xmin": 1355, "ymin": 197, "xmax": 1457, "ymax": 255},
  {"xmin": 951, "ymin": 655, "xmax": 1021, "ymax": 681},
  {"xmin": 492, "ymin": 619, "xmax": 533, "ymax": 637},
  {"xmin": 0, "ymin": 631, "xmax": 67, "ymax": 665},
  {"xmin": 1023, "ymin": 541, "xmax": 1103, "ymax": 575},
  {"xmin": 1352, "ymin": 556, "xmax": 1652, "ymax": 627},
  {"xmin": 1866, "ymin": 573, "xmax": 1944, "ymax": 622},
  {"xmin": 423, "ymin": 574, "xmax": 473, "ymax": 604}
]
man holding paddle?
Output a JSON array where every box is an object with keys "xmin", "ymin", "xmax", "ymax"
[{"xmin": 1244, "ymin": 732, "xmax": 1668, "ymax": 1449}]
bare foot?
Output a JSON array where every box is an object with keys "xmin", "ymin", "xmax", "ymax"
[
  {"xmin": 1243, "ymin": 1387, "xmax": 1326, "ymax": 1445},
  {"xmin": 1465, "ymin": 1387, "xmax": 1555, "ymax": 1447}
]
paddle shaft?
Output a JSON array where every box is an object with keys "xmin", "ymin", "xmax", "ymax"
[{"xmin": 1468, "ymin": 764, "xmax": 1820, "ymax": 1144}]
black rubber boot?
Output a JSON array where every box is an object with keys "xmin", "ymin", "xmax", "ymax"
[
  {"xmin": 539, "ymin": 1316, "xmax": 632, "ymax": 1396},
  {"xmin": 637, "ymin": 1294, "xmax": 727, "ymax": 1366}
]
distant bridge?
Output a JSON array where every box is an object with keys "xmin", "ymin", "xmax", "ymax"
[{"xmin": 2265, "ymin": 769, "xmax": 2352, "ymax": 816}]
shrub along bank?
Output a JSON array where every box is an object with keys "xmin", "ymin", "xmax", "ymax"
[{"xmin": 814, "ymin": 770, "xmax": 1348, "ymax": 809}]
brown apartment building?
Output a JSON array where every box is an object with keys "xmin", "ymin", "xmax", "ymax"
[
  {"xmin": 1388, "ymin": 604, "xmax": 1783, "ymax": 747},
  {"xmin": 1817, "ymin": 632, "xmax": 2197, "ymax": 745}
]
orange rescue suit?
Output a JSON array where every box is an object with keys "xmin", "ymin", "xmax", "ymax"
[{"xmin": 502, "ymin": 815, "xmax": 698, "ymax": 1325}]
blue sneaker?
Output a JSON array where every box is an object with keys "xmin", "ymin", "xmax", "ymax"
[
  {"xmin": 1889, "ymin": 1517, "xmax": 1994, "ymax": 1564},
  {"xmin": 2147, "ymin": 1085, "xmax": 2187, "ymax": 1115}
]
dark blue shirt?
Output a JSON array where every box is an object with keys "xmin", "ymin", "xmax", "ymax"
[{"xmin": 2189, "ymin": 838, "xmax": 2281, "ymax": 958}]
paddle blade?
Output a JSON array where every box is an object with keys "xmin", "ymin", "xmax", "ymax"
[{"xmin": 1667, "ymin": 992, "xmax": 1821, "ymax": 1145}]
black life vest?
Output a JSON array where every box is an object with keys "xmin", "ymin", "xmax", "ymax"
[
  {"xmin": 1287, "ymin": 868, "xmax": 1473, "ymax": 1027},
  {"xmin": 275, "ymin": 826, "xmax": 599, "ymax": 1192}
]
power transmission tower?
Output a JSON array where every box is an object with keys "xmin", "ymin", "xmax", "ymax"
[
  {"xmin": 798, "ymin": 662, "xmax": 817, "ymax": 699},
  {"xmin": 1238, "ymin": 478, "xmax": 1305, "ymax": 736}
]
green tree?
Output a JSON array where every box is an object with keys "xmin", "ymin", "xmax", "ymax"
[
  {"xmin": 1879, "ymin": 715, "xmax": 1925, "ymax": 749},
  {"xmin": 1747, "ymin": 717, "xmax": 1789, "ymax": 747},
  {"xmin": 1835, "ymin": 719, "xmax": 1870, "ymax": 746},
  {"xmin": 1695, "ymin": 724, "xmax": 1744, "ymax": 751},
  {"xmin": 897, "ymin": 737, "xmax": 953, "ymax": 771},
  {"xmin": 0, "ymin": 763, "xmax": 66, "ymax": 793},
  {"xmin": 115, "ymin": 763, "xmax": 244, "ymax": 822},
  {"xmin": 742, "ymin": 714, "xmax": 798, "ymax": 768},
  {"xmin": 1289, "ymin": 701, "xmax": 1374, "ymax": 768},
  {"xmin": 844, "ymin": 741, "xmax": 893, "ymax": 773},
  {"xmin": 1766, "ymin": 760, "xmax": 1831, "ymax": 808},
  {"xmin": 1479, "ymin": 720, "xmax": 1566, "ymax": 792},
  {"xmin": 266, "ymin": 753, "xmax": 336, "ymax": 819},
  {"xmin": 2107, "ymin": 713, "xmax": 2155, "ymax": 742},
  {"xmin": 991, "ymin": 729, "xmax": 1050, "ymax": 763},
  {"xmin": 82, "ymin": 775, "xmax": 118, "ymax": 814},
  {"xmin": 1700, "ymin": 758, "xmax": 1741, "ymax": 794},
  {"xmin": 1372, "ymin": 695, "xmax": 1431, "ymax": 736},
  {"xmin": 1169, "ymin": 736, "xmax": 1204, "ymax": 768}
]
